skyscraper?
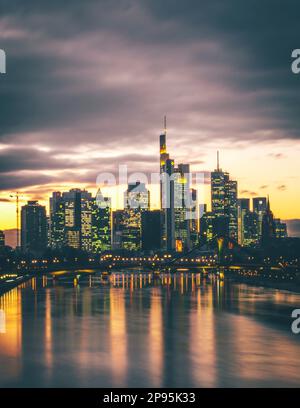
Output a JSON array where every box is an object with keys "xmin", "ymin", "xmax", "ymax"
[
  {"xmin": 211, "ymin": 152, "xmax": 238, "ymax": 241},
  {"xmin": 62, "ymin": 189, "xmax": 93, "ymax": 250},
  {"xmin": 237, "ymin": 198, "xmax": 250, "ymax": 245},
  {"xmin": 253, "ymin": 197, "xmax": 267, "ymax": 240},
  {"xmin": 21, "ymin": 201, "xmax": 47, "ymax": 254},
  {"xmin": 49, "ymin": 192, "xmax": 65, "ymax": 249},
  {"xmin": 174, "ymin": 163, "xmax": 191, "ymax": 251},
  {"xmin": 122, "ymin": 182, "xmax": 150, "ymax": 251},
  {"xmin": 261, "ymin": 198, "xmax": 276, "ymax": 246},
  {"xmin": 274, "ymin": 219, "xmax": 288, "ymax": 239},
  {"xmin": 141, "ymin": 210, "xmax": 162, "ymax": 251},
  {"xmin": 81, "ymin": 193, "xmax": 94, "ymax": 253},
  {"xmin": 242, "ymin": 210, "xmax": 259, "ymax": 247},
  {"xmin": 163, "ymin": 157, "xmax": 175, "ymax": 250},
  {"xmin": 92, "ymin": 189, "xmax": 112, "ymax": 253}
]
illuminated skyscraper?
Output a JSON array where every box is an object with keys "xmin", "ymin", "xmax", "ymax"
[
  {"xmin": 122, "ymin": 182, "xmax": 150, "ymax": 251},
  {"xmin": 242, "ymin": 210, "xmax": 259, "ymax": 247},
  {"xmin": 163, "ymin": 158, "xmax": 175, "ymax": 250},
  {"xmin": 211, "ymin": 152, "xmax": 238, "ymax": 241},
  {"xmin": 253, "ymin": 197, "xmax": 267, "ymax": 240},
  {"xmin": 174, "ymin": 163, "xmax": 191, "ymax": 251},
  {"xmin": 62, "ymin": 189, "xmax": 92, "ymax": 250},
  {"xmin": 274, "ymin": 219, "xmax": 288, "ymax": 239},
  {"xmin": 92, "ymin": 189, "xmax": 112, "ymax": 253},
  {"xmin": 189, "ymin": 189, "xmax": 199, "ymax": 248},
  {"xmin": 237, "ymin": 198, "xmax": 250, "ymax": 245},
  {"xmin": 21, "ymin": 201, "xmax": 47, "ymax": 254},
  {"xmin": 49, "ymin": 192, "xmax": 65, "ymax": 249},
  {"xmin": 81, "ymin": 193, "xmax": 94, "ymax": 253}
]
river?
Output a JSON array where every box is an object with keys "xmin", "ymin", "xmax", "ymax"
[{"xmin": 0, "ymin": 270, "xmax": 300, "ymax": 387}]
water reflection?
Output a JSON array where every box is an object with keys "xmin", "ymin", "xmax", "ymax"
[{"xmin": 0, "ymin": 271, "xmax": 300, "ymax": 387}]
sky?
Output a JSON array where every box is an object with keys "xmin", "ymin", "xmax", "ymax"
[{"xmin": 0, "ymin": 0, "xmax": 300, "ymax": 235}]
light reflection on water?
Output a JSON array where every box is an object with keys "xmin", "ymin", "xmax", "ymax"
[{"xmin": 0, "ymin": 270, "xmax": 300, "ymax": 387}]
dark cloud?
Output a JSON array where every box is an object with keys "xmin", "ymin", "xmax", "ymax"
[
  {"xmin": 277, "ymin": 184, "xmax": 287, "ymax": 191},
  {"xmin": 0, "ymin": 0, "xmax": 300, "ymax": 195}
]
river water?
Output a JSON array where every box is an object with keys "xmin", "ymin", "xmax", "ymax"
[{"xmin": 0, "ymin": 270, "xmax": 300, "ymax": 387}]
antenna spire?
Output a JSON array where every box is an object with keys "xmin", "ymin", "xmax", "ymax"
[
  {"xmin": 164, "ymin": 115, "xmax": 167, "ymax": 136},
  {"xmin": 217, "ymin": 150, "xmax": 220, "ymax": 171}
]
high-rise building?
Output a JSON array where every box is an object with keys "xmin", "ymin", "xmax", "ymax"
[
  {"xmin": 49, "ymin": 192, "xmax": 65, "ymax": 249},
  {"xmin": 237, "ymin": 198, "xmax": 250, "ymax": 246},
  {"xmin": 163, "ymin": 158, "xmax": 175, "ymax": 250},
  {"xmin": 0, "ymin": 230, "xmax": 5, "ymax": 249},
  {"xmin": 274, "ymin": 219, "xmax": 288, "ymax": 239},
  {"xmin": 21, "ymin": 201, "xmax": 47, "ymax": 254},
  {"xmin": 211, "ymin": 153, "xmax": 238, "ymax": 241},
  {"xmin": 92, "ymin": 189, "xmax": 112, "ymax": 253},
  {"xmin": 81, "ymin": 193, "xmax": 94, "ymax": 253},
  {"xmin": 62, "ymin": 189, "xmax": 82, "ymax": 249},
  {"xmin": 141, "ymin": 210, "xmax": 162, "ymax": 251},
  {"xmin": 174, "ymin": 163, "xmax": 191, "ymax": 251},
  {"xmin": 112, "ymin": 210, "xmax": 125, "ymax": 249},
  {"xmin": 62, "ymin": 189, "xmax": 92, "ymax": 250},
  {"xmin": 225, "ymin": 179, "xmax": 238, "ymax": 241},
  {"xmin": 200, "ymin": 211, "xmax": 215, "ymax": 245},
  {"xmin": 242, "ymin": 210, "xmax": 259, "ymax": 247},
  {"xmin": 189, "ymin": 189, "xmax": 199, "ymax": 248},
  {"xmin": 121, "ymin": 182, "xmax": 150, "ymax": 251},
  {"xmin": 253, "ymin": 197, "xmax": 267, "ymax": 240},
  {"xmin": 261, "ymin": 198, "xmax": 276, "ymax": 246}
]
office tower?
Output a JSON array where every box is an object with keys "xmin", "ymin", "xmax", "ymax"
[
  {"xmin": 163, "ymin": 158, "xmax": 175, "ymax": 250},
  {"xmin": 124, "ymin": 181, "xmax": 150, "ymax": 210},
  {"xmin": 112, "ymin": 210, "xmax": 125, "ymax": 249},
  {"xmin": 242, "ymin": 211, "xmax": 259, "ymax": 247},
  {"xmin": 200, "ymin": 211, "xmax": 215, "ymax": 245},
  {"xmin": 49, "ymin": 192, "xmax": 65, "ymax": 249},
  {"xmin": 0, "ymin": 230, "xmax": 5, "ymax": 249},
  {"xmin": 225, "ymin": 179, "xmax": 238, "ymax": 241},
  {"xmin": 21, "ymin": 201, "xmax": 47, "ymax": 254},
  {"xmin": 211, "ymin": 152, "xmax": 238, "ymax": 241},
  {"xmin": 189, "ymin": 189, "xmax": 199, "ymax": 248},
  {"xmin": 174, "ymin": 163, "xmax": 191, "ymax": 251},
  {"xmin": 261, "ymin": 198, "xmax": 276, "ymax": 246},
  {"xmin": 122, "ymin": 182, "xmax": 150, "ymax": 251},
  {"xmin": 62, "ymin": 189, "xmax": 82, "ymax": 249},
  {"xmin": 253, "ymin": 197, "xmax": 267, "ymax": 240},
  {"xmin": 81, "ymin": 193, "xmax": 94, "ymax": 253},
  {"xmin": 92, "ymin": 189, "xmax": 112, "ymax": 253},
  {"xmin": 274, "ymin": 219, "xmax": 288, "ymax": 239},
  {"xmin": 62, "ymin": 189, "xmax": 92, "ymax": 250},
  {"xmin": 160, "ymin": 116, "xmax": 169, "ymax": 208},
  {"xmin": 237, "ymin": 198, "xmax": 250, "ymax": 245},
  {"xmin": 141, "ymin": 210, "xmax": 162, "ymax": 251}
]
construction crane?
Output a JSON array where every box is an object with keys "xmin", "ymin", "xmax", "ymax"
[{"xmin": 9, "ymin": 192, "xmax": 22, "ymax": 248}]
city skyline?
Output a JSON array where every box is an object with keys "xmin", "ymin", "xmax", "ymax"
[
  {"xmin": 0, "ymin": 1, "xmax": 300, "ymax": 235},
  {"xmin": 0, "ymin": 131, "xmax": 298, "ymax": 239}
]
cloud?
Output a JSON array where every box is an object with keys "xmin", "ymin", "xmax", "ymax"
[
  {"xmin": 240, "ymin": 190, "xmax": 258, "ymax": 197},
  {"xmin": 0, "ymin": 1, "xmax": 300, "ymax": 197},
  {"xmin": 277, "ymin": 184, "xmax": 287, "ymax": 191}
]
